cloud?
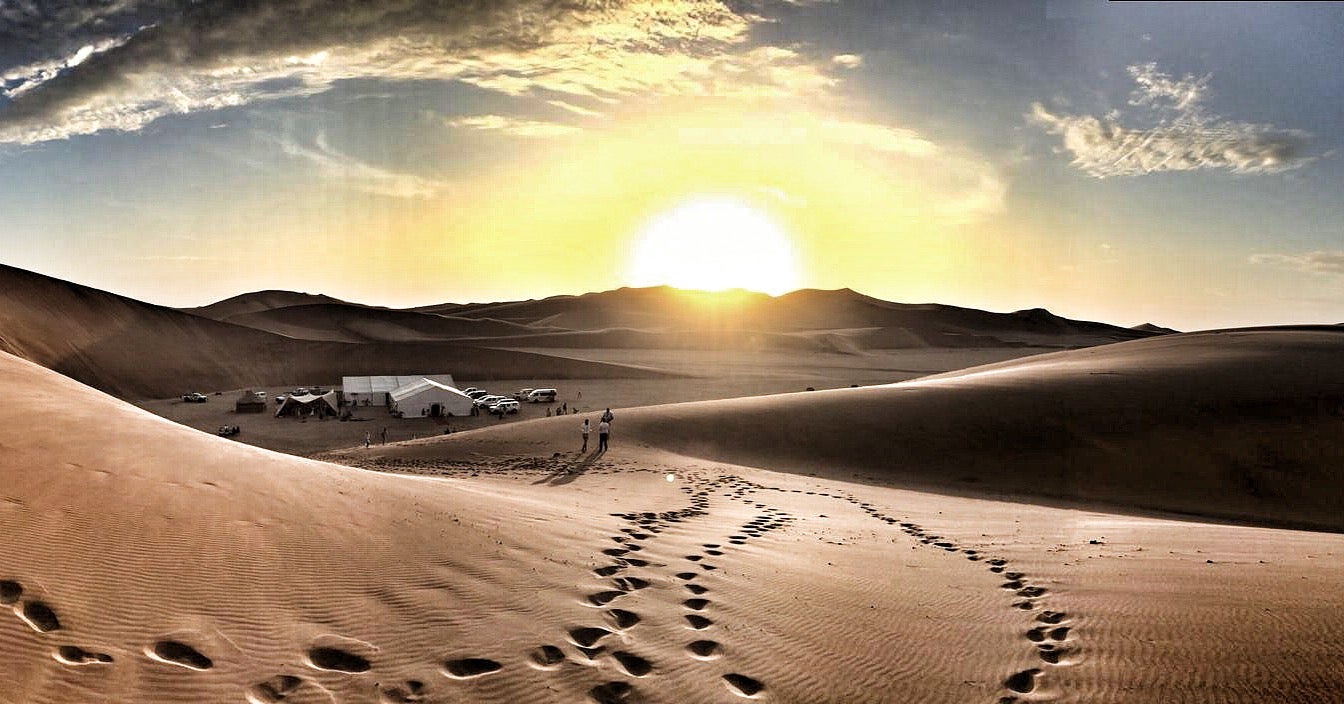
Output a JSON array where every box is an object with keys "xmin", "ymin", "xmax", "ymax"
[
  {"xmin": 0, "ymin": 0, "xmax": 849, "ymax": 145},
  {"xmin": 1030, "ymin": 63, "xmax": 1312, "ymax": 177},
  {"xmin": 445, "ymin": 114, "xmax": 582, "ymax": 138},
  {"xmin": 272, "ymin": 132, "xmax": 445, "ymax": 199},
  {"xmin": 1250, "ymin": 251, "xmax": 1344, "ymax": 275},
  {"xmin": 831, "ymin": 54, "xmax": 862, "ymax": 69}
]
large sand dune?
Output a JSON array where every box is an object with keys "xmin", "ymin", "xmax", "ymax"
[
  {"xmin": 5, "ymin": 334, "xmax": 1344, "ymax": 702},
  {"xmin": 0, "ymin": 264, "xmax": 668, "ymax": 399},
  {"xmin": 347, "ymin": 328, "xmax": 1344, "ymax": 532}
]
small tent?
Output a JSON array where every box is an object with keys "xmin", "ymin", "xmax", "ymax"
[
  {"xmin": 389, "ymin": 379, "xmax": 475, "ymax": 417},
  {"xmin": 275, "ymin": 390, "xmax": 340, "ymax": 418},
  {"xmin": 235, "ymin": 391, "xmax": 266, "ymax": 414}
]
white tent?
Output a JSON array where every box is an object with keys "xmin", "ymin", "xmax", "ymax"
[
  {"xmin": 388, "ymin": 379, "xmax": 475, "ymax": 418},
  {"xmin": 275, "ymin": 391, "xmax": 340, "ymax": 418},
  {"xmin": 342, "ymin": 374, "xmax": 456, "ymax": 406}
]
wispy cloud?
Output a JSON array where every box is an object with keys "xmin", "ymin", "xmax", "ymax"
[
  {"xmin": 272, "ymin": 132, "xmax": 445, "ymax": 199},
  {"xmin": 1250, "ymin": 251, "xmax": 1344, "ymax": 275},
  {"xmin": 0, "ymin": 1, "xmax": 849, "ymax": 145},
  {"xmin": 445, "ymin": 114, "xmax": 582, "ymax": 138},
  {"xmin": 1030, "ymin": 63, "xmax": 1312, "ymax": 177}
]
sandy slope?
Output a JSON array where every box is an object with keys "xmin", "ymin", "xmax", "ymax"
[
  {"xmin": 5, "ymin": 327, "xmax": 1344, "ymax": 703},
  {"xmin": 357, "ymin": 328, "xmax": 1344, "ymax": 532}
]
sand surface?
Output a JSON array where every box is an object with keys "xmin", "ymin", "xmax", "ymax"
[{"xmin": 5, "ymin": 325, "xmax": 1344, "ymax": 702}]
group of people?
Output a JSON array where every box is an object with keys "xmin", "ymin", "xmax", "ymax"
[{"xmin": 580, "ymin": 407, "xmax": 614, "ymax": 453}]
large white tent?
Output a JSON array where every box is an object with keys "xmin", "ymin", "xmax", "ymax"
[
  {"xmin": 342, "ymin": 374, "xmax": 456, "ymax": 406},
  {"xmin": 388, "ymin": 379, "xmax": 475, "ymax": 418}
]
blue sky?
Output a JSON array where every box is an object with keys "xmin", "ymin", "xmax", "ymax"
[{"xmin": 0, "ymin": 1, "xmax": 1341, "ymax": 330}]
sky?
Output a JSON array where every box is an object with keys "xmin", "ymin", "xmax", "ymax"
[{"xmin": 1, "ymin": 1, "xmax": 1342, "ymax": 331}]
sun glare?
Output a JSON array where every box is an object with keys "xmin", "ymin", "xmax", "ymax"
[{"xmin": 627, "ymin": 197, "xmax": 802, "ymax": 296}]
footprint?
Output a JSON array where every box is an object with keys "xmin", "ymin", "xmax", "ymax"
[
  {"xmin": 685, "ymin": 555, "xmax": 703, "ymax": 562},
  {"xmin": 613, "ymin": 577, "xmax": 649, "ymax": 591},
  {"xmin": 683, "ymin": 598, "xmax": 710, "ymax": 611},
  {"xmin": 1036, "ymin": 611, "xmax": 1068, "ymax": 624},
  {"xmin": 587, "ymin": 591, "xmax": 625, "ymax": 606},
  {"xmin": 0, "ymin": 580, "xmax": 21, "ymax": 605},
  {"xmin": 54, "ymin": 645, "xmax": 113, "ymax": 666},
  {"xmin": 378, "ymin": 680, "xmax": 426, "ymax": 704},
  {"xmin": 1017, "ymin": 586, "xmax": 1048, "ymax": 598},
  {"xmin": 723, "ymin": 673, "xmax": 765, "ymax": 697},
  {"xmin": 622, "ymin": 558, "xmax": 650, "ymax": 567},
  {"xmin": 568, "ymin": 627, "xmax": 613, "ymax": 648},
  {"xmin": 594, "ymin": 565, "xmax": 624, "ymax": 577},
  {"xmin": 246, "ymin": 675, "xmax": 303, "ymax": 703},
  {"xmin": 1037, "ymin": 644, "xmax": 1070, "ymax": 664},
  {"xmin": 675, "ymin": 572, "xmax": 698, "ymax": 581},
  {"xmin": 685, "ymin": 584, "xmax": 709, "ymax": 595},
  {"xmin": 306, "ymin": 646, "xmax": 369, "ymax": 673},
  {"xmin": 611, "ymin": 651, "xmax": 653, "ymax": 677},
  {"xmin": 1050, "ymin": 627, "xmax": 1071, "ymax": 641},
  {"xmin": 152, "ymin": 641, "xmax": 214, "ymax": 670},
  {"xmin": 684, "ymin": 615, "xmax": 713, "ymax": 630},
  {"xmin": 602, "ymin": 548, "xmax": 629, "ymax": 557},
  {"xmin": 20, "ymin": 601, "xmax": 60, "ymax": 632},
  {"xmin": 529, "ymin": 645, "xmax": 566, "ymax": 670},
  {"xmin": 607, "ymin": 609, "xmax": 642, "ymax": 629},
  {"xmin": 705, "ymin": 550, "xmax": 724, "ymax": 556},
  {"xmin": 1004, "ymin": 668, "xmax": 1042, "ymax": 694},
  {"xmin": 443, "ymin": 658, "xmax": 502, "ymax": 679},
  {"xmin": 589, "ymin": 681, "xmax": 633, "ymax": 703},
  {"xmin": 685, "ymin": 640, "xmax": 720, "ymax": 659}
]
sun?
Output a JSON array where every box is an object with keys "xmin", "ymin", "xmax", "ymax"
[{"xmin": 627, "ymin": 197, "xmax": 802, "ymax": 296}]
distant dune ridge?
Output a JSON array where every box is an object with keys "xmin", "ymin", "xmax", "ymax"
[
  {"xmin": 0, "ymin": 263, "xmax": 1167, "ymax": 399},
  {"xmin": 0, "ymin": 264, "xmax": 669, "ymax": 399},
  {"xmin": 194, "ymin": 283, "xmax": 1165, "ymax": 349}
]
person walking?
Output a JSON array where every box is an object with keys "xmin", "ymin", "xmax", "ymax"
[
  {"xmin": 380, "ymin": 427, "xmax": 387, "ymax": 445},
  {"xmin": 364, "ymin": 431, "xmax": 371, "ymax": 448},
  {"xmin": 581, "ymin": 419, "xmax": 591, "ymax": 452},
  {"xmin": 597, "ymin": 419, "xmax": 610, "ymax": 452},
  {"xmin": 601, "ymin": 407, "xmax": 614, "ymax": 423}
]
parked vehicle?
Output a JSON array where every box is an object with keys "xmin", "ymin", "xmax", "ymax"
[
  {"xmin": 526, "ymin": 388, "xmax": 558, "ymax": 403},
  {"xmin": 182, "ymin": 392, "xmax": 208, "ymax": 403},
  {"xmin": 491, "ymin": 399, "xmax": 520, "ymax": 415},
  {"xmin": 463, "ymin": 387, "xmax": 481, "ymax": 395},
  {"xmin": 466, "ymin": 389, "xmax": 490, "ymax": 400},
  {"xmin": 512, "ymin": 388, "xmax": 535, "ymax": 401},
  {"xmin": 475, "ymin": 395, "xmax": 508, "ymax": 409},
  {"xmin": 216, "ymin": 425, "xmax": 240, "ymax": 437}
]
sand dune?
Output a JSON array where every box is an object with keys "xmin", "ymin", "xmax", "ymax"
[
  {"xmin": 185, "ymin": 290, "xmax": 353, "ymax": 321},
  {"xmin": 347, "ymin": 327, "xmax": 1344, "ymax": 533},
  {"xmin": 6, "ymin": 341, "xmax": 1342, "ymax": 702},
  {"xmin": 221, "ymin": 303, "xmax": 550, "ymax": 343},
  {"xmin": 317, "ymin": 285, "xmax": 1164, "ymax": 350},
  {"xmin": 0, "ymin": 264, "xmax": 669, "ymax": 399}
]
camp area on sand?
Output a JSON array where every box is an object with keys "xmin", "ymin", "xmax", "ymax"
[{"xmin": 1, "ymin": 268, "xmax": 1344, "ymax": 703}]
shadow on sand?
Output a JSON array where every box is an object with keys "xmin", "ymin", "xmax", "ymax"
[{"xmin": 533, "ymin": 448, "xmax": 606, "ymax": 486}]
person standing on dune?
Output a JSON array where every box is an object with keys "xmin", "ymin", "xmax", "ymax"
[
  {"xmin": 601, "ymin": 407, "xmax": 614, "ymax": 424},
  {"xmin": 598, "ymin": 419, "xmax": 610, "ymax": 453},
  {"xmin": 581, "ymin": 419, "xmax": 591, "ymax": 452}
]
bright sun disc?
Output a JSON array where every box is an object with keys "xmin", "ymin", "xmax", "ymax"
[{"xmin": 628, "ymin": 197, "xmax": 801, "ymax": 295}]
